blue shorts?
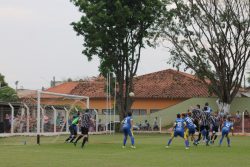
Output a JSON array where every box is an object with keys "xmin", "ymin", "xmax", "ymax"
[
  {"xmin": 174, "ymin": 129, "xmax": 184, "ymax": 138},
  {"xmin": 188, "ymin": 127, "xmax": 195, "ymax": 135},
  {"xmin": 123, "ymin": 127, "xmax": 133, "ymax": 137},
  {"xmin": 222, "ymin": 128, "xmax": 229, "ymax": 136},
  {"xmin": 69, "ymin": 124, "xmax": 77, "ymax": 135}
]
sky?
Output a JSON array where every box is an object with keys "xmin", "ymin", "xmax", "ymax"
[{"xmin": 0, "ymin": 0, "xmax": 171, "ymax": 90}]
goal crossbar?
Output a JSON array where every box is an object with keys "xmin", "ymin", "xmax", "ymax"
[
  {"xmin": 38, "ymin": 91, "xmax": 89, "ymax": 99},
  {"xmin": 36, "ymin": 90, "xmax": 89, "ymax": 135}
]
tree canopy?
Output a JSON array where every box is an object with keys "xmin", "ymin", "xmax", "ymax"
[
  {"xmin": 0, "ymin": 73, "xmax": 18, "ymax": 102},
  {"xmin": 70, "ymin": 0, "xmax": 166, "ymax": 118},
  {"xmin": 0, "ymin": 73, "xmax": 8, "ymax": 87},
  {"xmin": 161, "ymin": 0, "xmax": 250, "ymax": 112}
]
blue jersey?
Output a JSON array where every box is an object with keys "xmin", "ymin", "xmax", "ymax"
[
  {"xmin": 184, "ymin": 116, "xmax": 195, "ymax": 129},
  {"xmin": 222, "ymin": 121, "xmax": 233, "ymax": 132},
  {"xmin": 123, "ymin": 116, "xmax": 132, "ymax": 129},
  {"xmin": 174, "ymin": 118, "xmax": 185, "ymax": 131}
]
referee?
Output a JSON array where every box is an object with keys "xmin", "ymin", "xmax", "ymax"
[{"xmin": 74, "ymin": 109, "xmax": 94, "ymax": 148}]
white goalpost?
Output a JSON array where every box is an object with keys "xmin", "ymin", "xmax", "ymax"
[{"xmin": 36, "ymin": 90, "xmax": 89, "ymax": 144}]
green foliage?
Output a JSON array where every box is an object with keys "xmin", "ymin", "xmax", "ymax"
[
  {"xmin": 70, "ymin": 0, "xmax": 165, "ymax": 73},
  {"xmin": 0, "ymin": 73, "xmax": 8, "ymax": 87},
  {"xmin": 0, "ymin": 73, "xmax": 18, "ymax": 102},
  {"xmin": 161, "ymin": 0, "xmax": 250, "ymax": 104},
  {"xmin": 0, "ymin": 86, "xmax": 19, "ymax": 102},
  {"xmin": 70, "ymin": 0, "xmax": 166, "ymax": 118}
]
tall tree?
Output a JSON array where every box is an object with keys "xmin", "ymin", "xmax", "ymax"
[
  {"xmin": 0, "ymin": 73, "xmax": 8, "ymax": 87},
  {"xmin": 0, "ymin": 73, "xmax": 18, "ymax": 102},
  {"xmin": 161, "ymin": 0, "xmax": 250, "ymax": 113},
  {"xmin": 0, "ymin": 86, "xmax": 18, "ymax": 102},
  {"xmin": 70, "ymin": 0, "xmax": 165, "ymax": 119}
]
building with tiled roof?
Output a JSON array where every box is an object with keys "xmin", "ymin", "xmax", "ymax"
[{"xmin": 39, "ymin": 69, "xmax": 210, "ymax": 115}]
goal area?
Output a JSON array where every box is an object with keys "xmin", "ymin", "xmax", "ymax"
[{"xmin": 0, "ymin": 91, "xmax": 94, "ymax": 145}]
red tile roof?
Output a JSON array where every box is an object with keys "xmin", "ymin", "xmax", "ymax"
[
  {"xmin": 71, "ymin": 79, "xmax": 106, "ymax": 98},
  {"xmin": 45, "ymin": 69, "xmax": 210, "ymax": 99},
  {"xmin": 76, "ymin": 69, "xmax": 210, "ymax": 98},
  {"xmin": 133, "ymin": 69, "xmax": 210, "ymax": 98},
  {"xmin": 46, "ymin": 82, "xmax": 79, "ymax": 94}
]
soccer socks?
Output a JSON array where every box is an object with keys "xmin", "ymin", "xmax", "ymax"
[
  {"xmin": 75, "ymin": 135, "xmax": 83, "ymax": 143},
  {"xmin": 167, "ymin": 139, "xmax": 172, "ymax": 146},
  {"xmin": 196, "ymin": 132, "xmax": 201, "ymax": 143},
  {"xmin": 123, "ymin": 136, "xmax": 127, "ymax": 146},
  {"xmin": 65, "ymin": 137, "xmax": 71, "ymax": 142},
  {"xmin": 219, "ymin": 135, "xmax": 224, "ymax": 145},
  {"xmin": 131, "ymin": 136, "xmax": 135, "ymax": 146},
  {"xmin": 81, "ymin": 137, "xmax": 88, "ymax": 148},
  {"xmin": 214, "ymin": 135, "xmax": 217, "ymax": 141},
  {"xmin": 227, "ymin": 137, "xmax": 230, "ymax": 146},
  {"xmin": 185, "ymin": 140, "xmax": 189, "ymax": 147},
  {"xmin": 69, "ymin": 136, "xmax": 76, "ymax": 143},
  {"xmin": 123, "ymin": 135, "xmax": 134, "ymax": 147}
]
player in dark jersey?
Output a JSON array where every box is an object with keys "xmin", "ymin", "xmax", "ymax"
[
  {"xmin": 74, "ymin": 109, "xmax": 94, "ymax": 148},
  {"xmin": 191, "ymin": 105, "xmax": 202, "ymax": 145},
  {"xmin": 210, "ymin": 113, "xmax": 220, "ymax": 144},
  {"xmin": 194, "ymin": 107, "xmax": 211, "ymax": 146}
]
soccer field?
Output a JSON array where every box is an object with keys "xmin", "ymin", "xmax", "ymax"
[{"xmin": 0, "ymin": 134, "xmax": 249, "ymax": 167}]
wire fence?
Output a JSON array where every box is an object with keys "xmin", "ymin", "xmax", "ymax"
[{"xmin": 1, "ymin": 102, "xmax": 250, "ymax": 137}]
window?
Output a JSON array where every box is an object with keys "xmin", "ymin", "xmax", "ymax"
[
  {"xmin": 131, "ymin": 109, "xmax": 147, "ymax": 116},
  {"xmin": 150, "ymin": 109, "xmax": 160, "ymax": 114},
  {"xmin": 132, "ymin": 109, "xmax": 140, "ymax": 116},
  {"xmin": 88, "ymin": 109, "xmax": 98, "ymax": 115},
  {"xmin": 102, "ymin": 109, "xmax": 114, "ymax": 115}
]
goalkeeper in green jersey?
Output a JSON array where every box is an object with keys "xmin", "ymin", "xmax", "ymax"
[{"xmin": 65, "ymin": 112, "xmax": 80, "ymax": 143}]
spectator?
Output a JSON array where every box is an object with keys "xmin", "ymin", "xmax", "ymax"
[
  {"xmin": 43, "ymin": 114, "xmax": 50, "ymax": 132},
  {"xmin": 244, "ymin": 109, "xmax": 249, "ymax": 118},
  {"xmin": 235, "ymin": 111, "xmax": 241, "ymax": 121},
  {"xmin": 204, "ymin": 102, "xmax": 212, "ymax": 113},
  {"xmin": 153, "ymin": 117, "xmax": 159, "ymax": 131},
  {"xmin": 4, "ymin": 114, "xmax": 10, "ymax": 133},
  {"xmin": 141, "ymin": 120, "xmax": 150, "ymax": 130},
  {"xmin": 59, "ymin": 116, "xmax": 66, "ymax": 131}
]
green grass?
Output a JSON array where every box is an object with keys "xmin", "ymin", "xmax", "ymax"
[{"xmin": 0, "ymin": 134, "xmax": 250, "ymax": 167}]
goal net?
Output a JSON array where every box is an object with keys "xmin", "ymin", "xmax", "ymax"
[{"xmin": 0, "ymin": 91, "xmax": 93, "ymax": 145}]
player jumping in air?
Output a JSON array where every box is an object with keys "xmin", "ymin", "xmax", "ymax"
[
  {"xmin": 74, "ymin": 109, "xmax": 94, "ymax": 148},
  {"xmin": 122, "ymin": 111, "xmax": 135, "ymax": 148},
  {"xmin": 166, "ymin": 113, "xmax": 189, "ymax": 149},
  {"xmin": 65, "ymin": 112, "xmax": 80, "ymax": 143},
  {"xmin": 194, "ymin": 107, "xmax": 211, "ymax": 146},
  {"xmin": 219, "ymin": 117, "xmax": 234, "ymax": 147},
  {"xmin": 210, "ymin": 113, "xmax": 220, "ymax": 144}
]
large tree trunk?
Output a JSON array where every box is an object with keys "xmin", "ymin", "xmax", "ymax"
[{"xmin": 216, "ymin": 99, "xmax": 231, "ymax": 114}]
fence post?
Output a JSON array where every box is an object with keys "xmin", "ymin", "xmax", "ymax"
[
  {"xmin": 64, "ymin": 107, "xmax": 69, "ymax": 133},
  {"xmin": 52, "ymin": 106, "xmax": 57, "ymax": 133},
  {"xmin": 8, "ymin": 103, "xmax": 14, "ymax": 134},
  {"xmin": 23, "ymin": 103, "xmax": 30, "ymax": 133},
  {"xmin": 242, "ymin": 112, "xmax": 245, "ymax": 134},
  {"xmin": 160, "ymin": 117, "xmax": 162, "ymax": 133}
]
